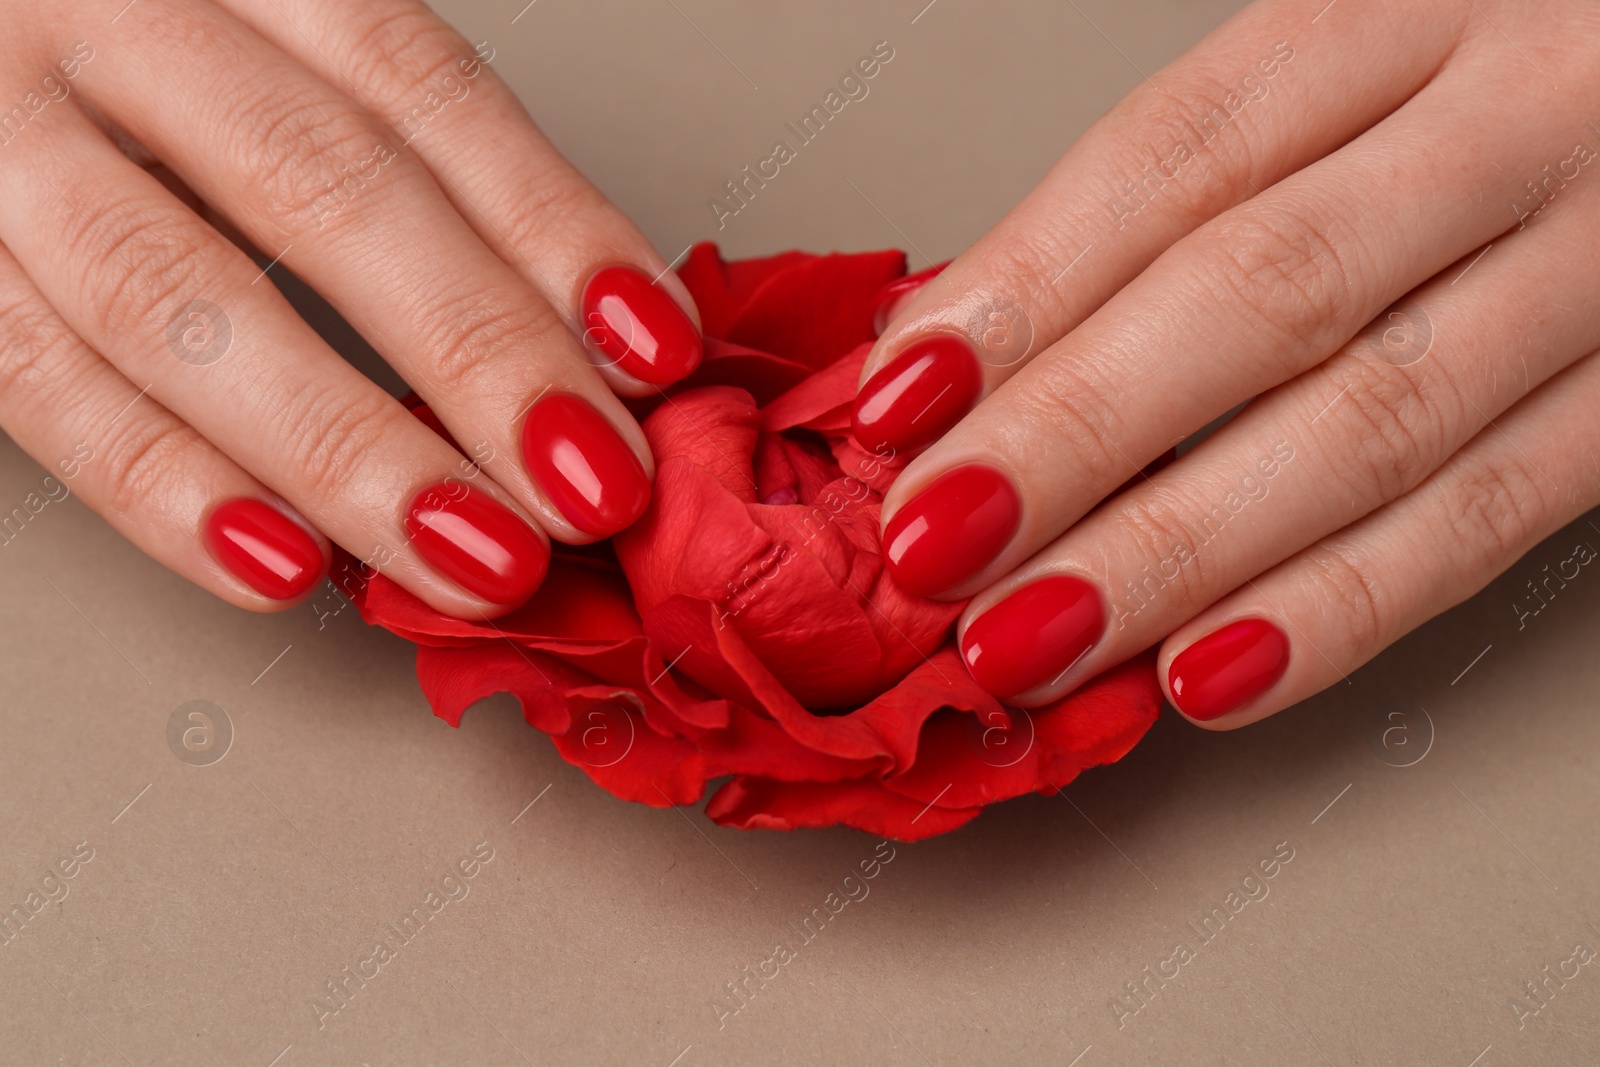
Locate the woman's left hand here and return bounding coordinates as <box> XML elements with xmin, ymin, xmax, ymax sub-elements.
<box><xmin>855</xmin><ymin>0</ymin><xmax>1600</xmax><ymax>727</ymax></box>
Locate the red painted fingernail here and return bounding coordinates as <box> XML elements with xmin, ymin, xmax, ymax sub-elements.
<box><xmin>961</xmin><ymin>575</ymin><xmax>1105</xmax><ymax>698</ymax></box>
<box><xmin>405</xmin><ymin>484</ymin><xmax>549</xmax><ymax>604</ymax></box>
<box><xmin>852</xmin><ymin>334</ymin><xmax>983</xmax><ymax>458</ymax></box>
<box><xmin>872</xmin><ymin>259</ymin><xmax>951</xmax><ymax>335</ymax></box>
<box><xmin>581</xmin><ymin>265</ymin><xmax>703</xmax><ymax>384</ymax></box>
<box><xmin>522</xmin><ymin>393</ymin><xmax>651</xmax><ymax>536</ymax></box>
<box><xmin>1168</xmin><ymin>618</ymin><xmax>1291</xmax><ymax>721</ymax></box>
<box><xmin>883</xmin><ymin>463</ymin><xmax>1020</xmax><ymax>597</ymax></box>
<box><xmin>205</xmin><ymin>499</ymin><xmax>323</xmax><ymax>600</ymax></box>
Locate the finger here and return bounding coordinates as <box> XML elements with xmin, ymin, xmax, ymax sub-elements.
<box><xmin>957</xmin><ymin>161</ymin><xmax>1600</xmax><ymax>703</ymax></box>
<box><xmin>0</xmin><ymin>112</ymin><xmax>549</xmax><ymax>618</ymax></box>
<box><xmin>1161</xmin><ymin>346</ymin><xmax>1600</xmax><ymax>728</ymax></box>
<box><xmin>0</xmin><ymin>241</ymin><xmax>327</xmax><ymax>608</ymax></box>
<box><xmin>854</xmin><ymin>0</ymin><xmax>1469</xmax><ymax>457</ymax></box>
<box><xmin>872</xmin><ymin>260</ymin><xmax>949</xmax><ymax>336</ymax></box>
<box><xmin>877</xmin><ymin>34</ymin><xmax>1597</xmax><ymax>599</ymax></box>
<box><xmin>215</xmin><ymin>0</ymin><xmax>704</xmax><ymax>390</ymax></box>
<box><xmin>76</xmin><ymin>0</ymin><xmax>656</xmax><ymax>542</ymax></box>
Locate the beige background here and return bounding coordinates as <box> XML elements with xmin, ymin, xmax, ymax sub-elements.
<box><xmin>5</xmin><ymin>0</ymin><xmax>1600</xmax><ymax>1063</ymax></box>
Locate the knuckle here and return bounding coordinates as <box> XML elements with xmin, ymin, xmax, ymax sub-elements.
<box><xmin>99</xmin><ymin>416</ymin><xmax>207</xmax><ymax>519</ymax></box>
<box><xmin>1110</xmin><ymin>489</ymin><xmax>1216</xmax><ymax>608</ymax></box>
<box><xmin>131</xmin><ymin>1</ymin><xmax>220</xmax><ymax>59</ymax></box>
<box><xmin>1321</xmin><ymin>363</ymin><xmax>1450</xmax><ymax>503</ymax></box>
<box><xmin>1107</xmin><ymin>74</ymin><xmax>1260</xmax><ymax>219</ymax></box>
<box><xmin>1444</xmin><ymin>450</ymin><xmax>1549</xmax><ymax>569</ymax></box>
<box><xmin>226</xmin><ymin>79</ymin><xmax>398</xmax><ymax>234</ymax></box>
<box><xmin>419</xmin><ymin>295</ymin><xmax>563</xmax><ymax>394</ymax></box>
<box><xmin>1001</xmin><ymin>358</ymin><xmax>1126</xmax><ymax>482</ymax></box>
<box><xmin>346</xmin><ymin>5</ymin><xmax>467</xmax><ymax>104</ymax></box>
<box><xmin>1300</xmin><ymin>540</ymin><xmax>1387</xmax><ymax>651</ymax></box>
<box><xmin>68</xmin><ymin>195</ymin><xmax>213</xmax><ymax>339</ymax></box>
<box><xmin>285</xmin><ymin>386</ymin><xmax>411</xmax><ymax>502</ymax></box>
<box><xmin>961</xmin><ymin>220</ymin><xmax>1086</xmax><ymax>337</ymax></box>
<box><xmin>1196</xmin><ymin>205</ymin><xmax>1359</xmax><ymax>362</ymax></box>
<box><xmin>0</xmin><ymin>292</ymin><xmax>87</xmax><ymax>401</ymax></box>
<box><xmin>498</xmin><ymin>173</ymin><xmax>609</xmax><ymax>252</ymax></box>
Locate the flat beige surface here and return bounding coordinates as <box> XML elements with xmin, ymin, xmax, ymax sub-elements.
<box><xmin>5</xmin><ymin>1</ymin><xmax>1600</xmax><ymax>1064</ymax></box>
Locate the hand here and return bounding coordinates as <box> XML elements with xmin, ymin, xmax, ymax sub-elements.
<box><xmin>855</xmin><ymin>0</ymin><xmax>1600</xmax><ymax>727</ymax></box>
<box><xmin>0</xmin><ymin>0</ymin><xmax>702</xmax><ymax>618</ymax></box>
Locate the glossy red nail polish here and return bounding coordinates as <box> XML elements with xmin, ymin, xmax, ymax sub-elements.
<box><xmin>405</xmin><ymin>484</ymin><xmax>549</xmax><ymax>604</ymax></box>
<box><xmin>872</xmin><ymin>259</ymin><xmax>951</xmax><ymax>335</ymax></box>
<box><xmin>581</xmin><ymin>265</ymin><xmax>703</xmax><ymax>384</ymax></box>
<box><xmin>852</xmin><ymin>334</ymin><xmax>983</xmax><ymax>458</ymax></box>
<box><xmin>205</xmin><ymin>499</ymin><xmax>323</xmax><ymax>600</ymax></box>
<box><xmin>883</xmin><ymin>463</ymin><xmax>1020</xmax><ymax>597</ymax></box>
<box><xmin>961</xmin><ymin>575</ymin><xmax>1105</xmax><ymax>698</ymax></box>
<box><xmin>1168</xmin><ymin>618</ymin><xmax>1291</xmax><ymax>721</ymax></box>
<box><xmin>522</xmin><ymin>393</ymin><xmax>651</xmax><ymax>536</ymax></box>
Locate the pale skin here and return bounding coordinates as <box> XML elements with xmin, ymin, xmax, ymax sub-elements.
<box><xmin>0</xmin><ymin>0</ymin><xmax>696</xmax><ymax>619</ymax></box>
<box><xmin>5</xmin><ymin>0</ymin><xmax>1598</xmax><ymax>731</ymax></box>
<box><xmin>868</xmin><ymin>0</ymin><xmax>1600</xmax><ymax>727</ymax></box>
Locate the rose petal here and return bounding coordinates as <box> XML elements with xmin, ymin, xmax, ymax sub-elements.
<box><xmin>616</xmin><ymin>460</ymin><xmax>772</xmax><ymax>616</ymax></box>
<box><xmin>672</xmin><ymin>337</ymin><xmax>815</xmax><ymax>407</ymax></box>
<box><xmin>360</xmin><ymin>246</ymin><xmax>1172</xmax><ymax>842</ymax></box>
<box><xmin>883</xmin><ymin>652</ymin><xmax>1164</xmax><ymax>809</ymax></box>
<box><xmin>677</xmin><ymin>245</ymin><xmax>817</xmax><ymax>337</ymax></box>
<box><xmin>706</xmin><ymin>776</ymin><xmax>980</xmax><ymax>841</ymax></box>
<box><xmin>342</xmin><ymin>552</ymin><xmax>640</xmax><ymax>644</ymax></box>
<box><xmin>640</xmin><ymin>385</ymin><xmax>761</xmax><ymax>503</ymax></box>
<box><xmin>825</xmin><ymin>435</ymin><xmax>901</xmax><ymax>496</ymax></box>
<box><xmin>549</xmin><ymin>691</ymin><xmax>712</xmax><ymax>806</ymax></box>
<box><xmin>419</xmin><ymin>645</ymin><xmax>874</xmax><ymax>809</ymax></box>
<box><xmin>677</xmin><ymin>243</ymin><xmax>906</xmax><ymax>368</ymax></box>
<box><xmin>761</xmin><ymin>344</ymin><xmax>871</xmax><ymax>434</ymax></box>
<box><xmin>416</xmin><ymin>643</ymin><xmax>579</xmax><ymax>734</ymax></box>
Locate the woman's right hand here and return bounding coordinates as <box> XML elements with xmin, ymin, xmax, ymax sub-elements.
<box><xmin>0</xmin><ymin>0</ymin><xmax>703</xmax><ymax>618</ymax></box>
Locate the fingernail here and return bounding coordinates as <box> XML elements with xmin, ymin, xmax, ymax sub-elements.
<box><xmin>1168</xmin><ymin>618</ymin><xmax>1291</xmax><ymax>721</ymax></box>
<box><xmin>872</xmin><ymin>259</ymin><xmax>951</xmax><ymax>335</ymax></box>
<box><xmin>883</xmin><ymin>463</ymin><xmax>1020</xmax><ymax>597</ymax></box>
<box><xmin>205</xmin><ymin>498</ymin><xmax>323</xmax><ymax>600</ymax></box>
<box><xmin>581</xmin><ymin>264</ymin><xmax>703</xmax><ymax>384</ymax></box>
<box><xmin>522</xmin><ymin>393</ymin><xmax>651</xmax><ymax>536</ymax></box>
<box><xmin>961</xmin><ymin>575</ymin><xmax>1105</xmax><ymax>698</ymax></box>
<box><xmin>852</xmin><ymin>334</ymin><xmax>983</xmax><ymax>458</ymax></box>
<box><xmin>405</xmin><ymin>484</ymin><xmax>549</xmax><ymax>604</ymax></box>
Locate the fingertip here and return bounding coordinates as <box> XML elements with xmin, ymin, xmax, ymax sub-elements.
<box><xmin>203</xmin><ymin>497</ymin><xmax>329</xmax><ymax>605</ymax></box>
<box><xmin>1163</xmin><ymin>616</ymin><xmax>1292</xmax><ymax>728</ymax></box>
<box><xmin>404</xmin><ymin>481</ymin><xmax>551</xmax><ymax>607</ymax></box>
<box><xmin>580</xmin><ymin>264</ymin><xmax>703</xmax><ymax>387</ymax></box>
<box><xmin>654</xmin><ymin>266</ymin><xmax>704</xmax><ymax>332</ymax></box>
<box><xmin>520</xmin><ymin>391</ymin><xmax>653</xmax><ymax>539</ymax></box>
<box><xmin>851</xmin><ymin>333</ymin><xmax>983</xmax><ymax>460</ymax></box>
<box><xmin>882</xmin><ymin>463</ymin><xmax>1022</xmax><ymax>599</ymax></box>
<box><xmin>871</xmin><ymin>259</ymin><xmax>952</xmax><ymax>337</ymax></box>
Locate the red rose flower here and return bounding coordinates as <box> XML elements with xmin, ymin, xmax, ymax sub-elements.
<box><xmin>338</xmin><ymin>244</ymin><xmax>1162</xmax><ymax>841</ymax></box>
